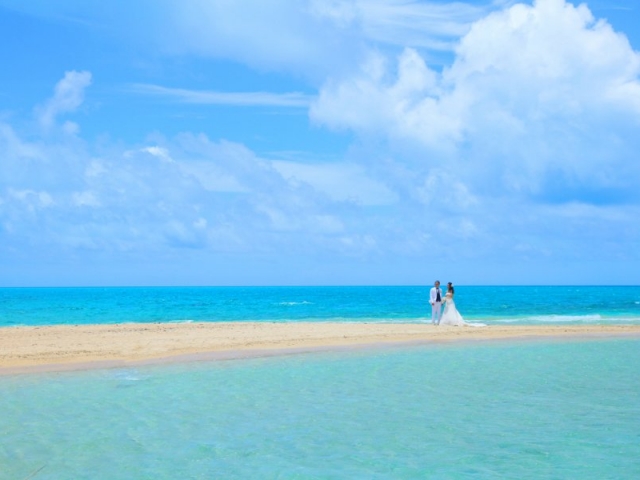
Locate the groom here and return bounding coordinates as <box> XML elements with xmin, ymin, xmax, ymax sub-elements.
<box><xmin>429</xmin><ymin>280</ymin><xmax>443</xmax><ymax>325</ymax></box>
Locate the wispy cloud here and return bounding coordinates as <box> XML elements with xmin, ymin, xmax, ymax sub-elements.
<box><xmin>310</xmin><ymin>0</ymin><xmax>488</xmax><ymax>50</ymax></box>
<box><xmin>131</xmin><ymin>84</ymin><xmax>313</xmax><ymax>108</ymax></box>
<box><xmin>36</xmin><ymin>70</ymin><xmax>92</xmax><ymax>129</ymax></box>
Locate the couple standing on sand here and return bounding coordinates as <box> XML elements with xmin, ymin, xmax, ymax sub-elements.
<box><xmin>429</xmin><ymin>280</ymin><xmax>486</xmax><ymax>327</ymax></box>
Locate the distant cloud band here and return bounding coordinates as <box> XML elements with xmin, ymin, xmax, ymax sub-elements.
<box><xmin>131</xmin><ymin>83</ymin><xmax>312</xmax><ymax>108</ymax></box>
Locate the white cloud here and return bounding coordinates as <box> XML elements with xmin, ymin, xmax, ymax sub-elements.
<box><xmin>8</xmin><ymin>189</ymin><xmax>54</xmax><ymax>209</ymax></box>
<box><xmin>72</xmin><ymin>191</ymin><xmax>101</xmax><ymax>207</ymax></box>
<box><xmin>0</xmin><ymin>124</ymin><xmax>42</xmax><ymax>159</ymax></box>
<box><xmin>436</xmin><ymin>217</ymin><xmax>479</xmax><ymax>239</ymax></box>
<box><xmin>132</xmin><ymin>84</ymin><xmax>312</xmax><ymax>108</ymax></box>
<box><xmin>1</xmin><ymin>120</ymin><xmax>368</xmax><ymax>255</ymax></box>
<box><xmin>36</xmin><ymin>71</ymin><xmax>92</xmax><ymax>130</ymax></box>
<box><xmin>311</xmin><ymin>0</ymin><xmax>640</xmax><ymax>200</ymax></box>
<box><xmin>416</xmin><ymin>170</ymin><xmax>477</xmax><ymax>209</ymax></box>
<box><xmin>271</xmin><ymin>159</ymin><xmax>398</xmax><ymax>205</ymax></box>
<box><xmin>310</xmin><ymin>0</ymin><xmax>485</xmax><ymax>50</ymax></box>
<box><xmin>62</xmin><ymin>121</ymin><xmax>80</xmax><ymax>135</ymax></box>
<box><xmin>310</xmin><ymin>48</ymin><xmax>462</xmax><ymax>148</ymax></box>
<box><xmin>85</xmin><ymin>160</ymin><xmax>106</xmax><ymax>178</ymax></box>
<box><xmin>159</xmin><ymin>0</ymin><xmax>493</xmax><ymax>80</ymax></box>
<box><xmin>139</xmin><ymin>146</ymin><xmax>174</xmax><ymax>163</ymax></box>
<box><xmin>449</xmin><ymin>0</ymin><xmax>640</xmax><ymax>113</ymax></box>
<box><xmin>0</xmin><ymin>0</ymin><xmax>492</xmax><ymax>80</ymax></box>
<box><xmin>161</xmin><ymin>0</ymin><xmax>362</xmax><ymax>79</ymax></box>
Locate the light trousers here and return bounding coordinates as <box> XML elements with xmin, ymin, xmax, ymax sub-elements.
<box><xmin>431</xmin><ymin>301</ymin><xmax>442</xmax><ymax>324</ymax></box>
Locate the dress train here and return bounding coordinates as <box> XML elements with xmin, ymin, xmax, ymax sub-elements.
<box><xmin>439</xmin><ymin>296</ymin><xmax>486</xmax><ymax>327</ymax></box>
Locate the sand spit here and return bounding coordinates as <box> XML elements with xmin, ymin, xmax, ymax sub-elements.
<box><xmin>2</xmin><ymin>322</ymin><xmax>640</xmax><ymax>374</ymax></box>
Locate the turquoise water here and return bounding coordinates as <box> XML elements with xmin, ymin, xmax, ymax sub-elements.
<box><xmin>1</xmin><ymin>339</ymin><xmax>639</xmax><ymax>479</ymax></box>
<box><xmin>1</xmin><ymin>286</ymin><xmax>640</xmax><ymax>327</ymax></box>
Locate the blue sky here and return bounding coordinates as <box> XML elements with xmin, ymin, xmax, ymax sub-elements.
<box><xmin>0</xmin><ymin>0</ymin><xmax>639</xmax><ymax>286</ymax></box>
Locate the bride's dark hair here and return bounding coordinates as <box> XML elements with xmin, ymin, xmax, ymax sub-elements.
<box><xmin>447</xmin><ymin>282</ymin><xmax>454</xmax><ymax>294</ymax></box>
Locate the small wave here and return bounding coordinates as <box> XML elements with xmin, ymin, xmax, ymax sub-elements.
<box><xmin>492</xmin><ymin>314</ymin><xmax>605</xmax><ymax>324</ymax></box>
<box><xmin>112</xmin><ymin>370</ymin><xmax>146</xmax><ymax>384</ymax></box>
<box><xmin>530</xmin><ymin>314</ymin><xmax>603</xmax><ymax>322</ymax></box>
<box><xmin>277</xmin><ymin>301</ymin><xmax>314</xmax><ymax>306</ymax></box>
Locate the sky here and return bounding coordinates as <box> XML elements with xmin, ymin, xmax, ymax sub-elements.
<box><xmin>0</xmin><ymin>0</ymin><xmax>639</xmax><ymax>286</ymax></box>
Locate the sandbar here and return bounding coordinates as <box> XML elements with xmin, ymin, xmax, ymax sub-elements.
<box><xmin>2</xmin><ymin>322</ymin><xmax>640</xmax><ymax>374</ymax></box>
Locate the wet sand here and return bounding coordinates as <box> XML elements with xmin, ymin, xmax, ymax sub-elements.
<box><xmin>2</xmin><ymin>322</ymin><xmax>640</xmax><ymax>374</ymax></box>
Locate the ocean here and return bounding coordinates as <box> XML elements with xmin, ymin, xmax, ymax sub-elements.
<box><xmin>1</xmin><ymin>339</ymin><xmax>639</xmax><ymax>478</ymax></box>
<box><xmin>1</xmin><ymin>285</ymin><xmax>639</xmax><ymax>327</ymax></box>
<box><xmin>1</xmin><ymin>286</ymin><xmax>640</xmax><ymax>478</ymax></box>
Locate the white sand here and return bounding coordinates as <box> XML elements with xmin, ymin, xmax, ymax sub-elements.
<box><xmin>2</xmin><ymin>322</ymin><xmax>640</xmax><ymax>374</ymax></box>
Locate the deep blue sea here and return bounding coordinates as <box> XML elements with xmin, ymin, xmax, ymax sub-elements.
<box><xmin>1</xmin><ymin>285</ymin><xmax>639</xmax><ymax>327</ymax></box>
<box><xmin>2</xmin><ymin>286</ymin><xmax>640</xmax><ymax>478</ymax></box>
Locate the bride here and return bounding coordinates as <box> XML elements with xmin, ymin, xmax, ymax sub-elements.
<box><xmin>439</xmin><ymin>283</ymin><xmax>486</xmax><ymax>327</ymax></box>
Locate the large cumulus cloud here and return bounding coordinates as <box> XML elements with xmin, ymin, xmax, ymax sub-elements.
<box><xmin>311</xmin><ymin>0</ymin><xmax>640</xmax><ymax>203</ymax></box>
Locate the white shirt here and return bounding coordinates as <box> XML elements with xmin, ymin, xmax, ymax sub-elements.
<box><xmin>430</xmin><ymin>287</ymin><xmax>442</xmax><ymax>304</ymax></box>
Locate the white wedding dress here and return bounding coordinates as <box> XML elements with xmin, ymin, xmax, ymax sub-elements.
<box><xmin>439</xmin><ymin>293</ymin><xmax>486</xmax><ymax>327</ymax></box>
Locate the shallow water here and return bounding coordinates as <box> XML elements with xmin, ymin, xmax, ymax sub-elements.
<box><xmin>1</xmin><ymin>339</ymin><xmax>639</xmax><ymax>479</ymax></box>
